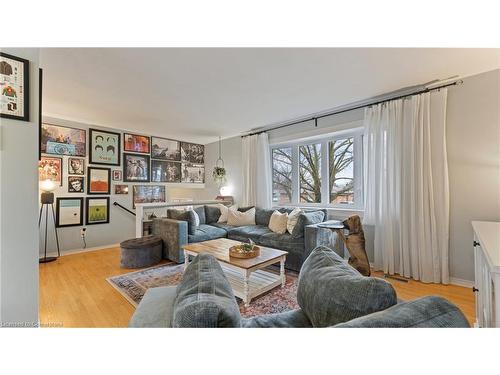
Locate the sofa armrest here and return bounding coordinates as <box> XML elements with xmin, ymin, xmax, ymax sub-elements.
<box><xmin>152</xmin><ymin>218</ymin><xmax>188</xmax><ymax>263</ymax></box>
<box><xmin>129</xmin><ymin>286</ymin><xmax>177</xmax><ymax>328</ymax></box>
<box><xmin>304</xmin><ymin>224</ymin><xmax>343</xmax><ymax>263</ymax></box>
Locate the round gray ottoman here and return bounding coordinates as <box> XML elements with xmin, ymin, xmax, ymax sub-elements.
<box><xmin>120</xmin><ymin>236</ymin><xmax>162</xmax><ymax>269</ymax></box>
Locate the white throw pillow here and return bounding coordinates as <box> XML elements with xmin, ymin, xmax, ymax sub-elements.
<box><xmin>287</xmin><ymin>207</ymin><xmax>303</xmax><ymax>234</ymax></box>
<box><xmin>192</xmin><ymin>209</ymin><xmax>200</xmax><ymax>227</ymax></box>
<box><xmin>217</xmin><ymin>204</ymin><xmax>238</xmax><ymax>223</ymax></box>
<box><xmin>227</xmin><ymin>207</ymin><xmax>256</xmax><ymax>226</ymax></box>
<box><xmin>269</xmin><ymin>210</ymin><xmax>288</xmax><ymax>234</ymax></box>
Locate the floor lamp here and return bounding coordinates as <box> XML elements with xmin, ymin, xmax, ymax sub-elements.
<box><xmin>39</xmin><ymin>179</ymin><xmax>60</xmax><ymax>263</ymax></box>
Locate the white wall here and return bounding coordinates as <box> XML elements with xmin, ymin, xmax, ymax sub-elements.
<box><xmin>0</xmin><ymin>48</ymin><xmax>40</xmax><ymax>325</ymax></box>
<box><xmin>446</xmin><ymin>69</ymin><xmax>500</xmax><ymax>282</ymax></box>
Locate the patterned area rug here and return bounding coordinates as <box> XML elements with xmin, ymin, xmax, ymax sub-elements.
<box><xmin>107</xmin><ymin>262</ymin><xmax>299</xmax><ymax>318</ymax></box>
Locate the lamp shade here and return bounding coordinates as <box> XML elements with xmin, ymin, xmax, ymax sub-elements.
<box><xmin>40</xmin><ymin>179</ymin><xmax>57</xmax><ymax>192</ymax></box>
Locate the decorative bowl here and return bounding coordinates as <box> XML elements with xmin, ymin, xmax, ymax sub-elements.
<box><xmin>229</xmin><ymin>244</ymin><xmax>260</xmax><ymax>259</ymax></box>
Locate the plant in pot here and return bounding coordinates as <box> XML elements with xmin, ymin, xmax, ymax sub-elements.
<box><xmin>212</xmin><ymin>136</ymin><xmax>227</xmax><ymax>186</ymax></box>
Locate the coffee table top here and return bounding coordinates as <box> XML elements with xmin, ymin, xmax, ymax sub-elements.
<box><xmin>183</xmin><ymin>238</ymin><xmax>287</xmax><ymax>269</ymax></box>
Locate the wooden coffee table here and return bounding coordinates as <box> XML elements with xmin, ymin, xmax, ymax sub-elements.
<box><xmin>183</xmin><ymin>238</ymin><xmax>288</xmax><ymax>307</ymax></box>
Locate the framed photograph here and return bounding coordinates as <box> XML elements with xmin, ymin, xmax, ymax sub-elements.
<box><xmin>68</xmin><ymin>176</ymin><xmax>85</xmax><ymax>193</ymax></box>
<box><xmin>114</xmin><ymin>184</ymin><xmax>129</xmax><ymax>195</ymax></box>
<box><xmin>0</xmin><ymin>52</ymin><xmax>29</xmax><ymax>121</ymax></box>
<box><xmin>112</xmin><ymin>170</ymin><xmax>122</xmax><ymax>181</ymax></box>
<box><xmin>152</xmin><ymin>160</ymin><xmax>181</xmax><ymax>182</ymax></box>
<box><xmin>124</xmin><ymin>133</ymin><xmax>150</xmax><ymax>154</ymax></box>
<box><xmin>181</xmin><ymin>163</ymin><xmax>205</xmax><ymax>183</ymax></box>
<box><xmin>39</xmin><ymin>156</ymin><xmax>63</xmax><ymax>186</ymax></box>
<box><xmin>151</xmin><ymin>137</ymin><xmax>180</xmax><ymax>161</ymax></box>
<box><xmin>40</xmin><ymin>123</ymin><xmax>86</xmax><ymax>156</ymax></box>
<box><xmin>87</xmin><ymin>167</ymin><xmax>111</xmax><ymax>195</ymax></box>
<box><xmin>89</xmin><ymin>128</ymin><xmax>121</xmax><ymax>166</ymax></box>
<box><xmin>123</xmin><ymin>153</ymin><xmax>150</xmax><ymax>182</ymax></box>
<box><xmin>86</xmin><ymin>197</ymin><xmax>110</xmax><ymax>225</ymax></box>
<box><xmin>56</xmin><ymin>197</ymin><xmax>84</xmax><ymax>228</ymax></box>
<box><xmin>133</xmin><ymin>185</ymin><xmax>166</xmax><ymax>209</ymax></box>
<box><xmin>181</xmin><ymin>142</ymin><xmax>204</xmax><ymax>164</ymax></box>
<box><xmin>68</xmin><ymin>157</ymin><xmax>85</xmax><ymax>175</ymax></box>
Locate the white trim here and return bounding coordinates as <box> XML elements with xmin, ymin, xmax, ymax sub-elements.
<box><xmin>42</xmin><ymin>243</ymin><xmax>120</xmax><ymax>258</ymax></box>
<box><xmin>449</xmin><ymin>277</ymin><xmax>474</xmax><ymax>288</ymax></box>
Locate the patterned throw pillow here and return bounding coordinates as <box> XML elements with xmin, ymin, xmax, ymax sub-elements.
<box><xmin>217</xmin><ymin>204</ymin><xmax>238</xmax><ymax>223</ymax></box>
<box><xmin>287</xmin><ymin>207</ymin><xmax>303</xmax><ymax>234</ymax></box>
<box><xmin>227</xmin><ymin>207</ymin><xmax>256</xmax><ymax>226</ymax></box>
<box><xmin>268</xmin><ymin>210</ymin><xmax>288</xmax><ymax>234</ymax></box>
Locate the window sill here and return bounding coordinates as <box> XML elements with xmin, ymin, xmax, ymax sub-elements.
<box><xmin>272</xmin><ymin>205</ymin><xmax>364</xmax><ymax>219</ymax></box>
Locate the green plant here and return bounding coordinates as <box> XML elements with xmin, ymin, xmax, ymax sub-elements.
<box><xmin>212</xmin><ymin>166</ymin><xmax>227</xmax><ymax>185</ymax></box>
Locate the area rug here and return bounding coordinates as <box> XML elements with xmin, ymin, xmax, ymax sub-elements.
<box><xmin>107</xmin><ymin>262</ymin><xmax>299</xmax><ymax>318</ymax></box>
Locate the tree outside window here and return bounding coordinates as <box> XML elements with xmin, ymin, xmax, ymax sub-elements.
<box><xmin>272</xmin><ymin>147</ymin><xmax>292</xmax><ymax>204</ymax></box>
<box><xmin>329</xmin><ymin>137</ymin><xmax>354</xmax><ymax>204</ymax></box>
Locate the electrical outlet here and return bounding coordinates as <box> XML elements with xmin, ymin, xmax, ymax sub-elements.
<box><xmin>80</xmin><ymin>227</ymin><xmax>87</xmax><ymax>237</ymax></box>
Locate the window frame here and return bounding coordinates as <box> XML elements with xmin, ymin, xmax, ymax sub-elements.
<box><xmin>270</xmin><ymin>128</ymin><xmax>364</xmax><ymax>210</ymax></box>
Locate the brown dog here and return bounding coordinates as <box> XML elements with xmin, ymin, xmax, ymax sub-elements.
<box><xmin>337</xmin><ymin>215</ymin><xmax>371</xmax><ymax>276</ymax></box>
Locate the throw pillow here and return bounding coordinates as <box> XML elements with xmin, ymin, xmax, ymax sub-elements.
<box><xmin>297</xmin><ymin>246</ymin><xmax>397</xmax><ymax>327</ymax></box>
<box><xmin>167</xmin><ymin>209</ymin><xmax>197</xmax><ymax>235</ymax></box>
<box><xmin>172</xmin><ymin>253</ymin><xmax>242</xmax><ymax>327</ymax></box>
<box><xmin>268</xmin><ymin>210</ymin><xmax>288</xmax><ymax>234</ymax></box>
<box><xmin>290</xmin><ymin>211</ymin><xmax>325</xmax><ymax>239</ymax></box>
<box><xmin>287</xmin><ymin>207</ymin><xmax>303</xmax><ymax>234</ymax></box>
<box><xmin>227</xmin><ymin>207</ymin><xmax>256</xmax><ymax>226</ymax></box>
<box><xmin>193</xmin><ymin>209</ymin><xmax>200</xmax><ymax>227</ymax></box>
<box><xmin>217</xmin><ymin>204</ymin><xmax>238</xmax><ymax>223</ymax></box>
<box><xmin>194</xmin><ymin>206</ymin><xmax>206</xmax><ymax>225</ymax></box>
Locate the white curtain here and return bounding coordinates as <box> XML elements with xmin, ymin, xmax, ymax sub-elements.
<box><xmin>242</xmin><ymin>133</ymin><xmax>272</xmax><ymax>208</ymax></box>
<box><xmin>363</xmin><ymin>89</ymin><xmax>449</xmax><ymax>284</ymax></box>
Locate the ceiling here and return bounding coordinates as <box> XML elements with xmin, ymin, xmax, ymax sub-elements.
<box><xmin>40</xmin><ymin>48</ymin><xmax>500</xmax><ymax>145</ymax></box>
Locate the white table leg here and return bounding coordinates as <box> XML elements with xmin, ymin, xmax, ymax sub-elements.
<box><xmin>280</xmin><ymin>256</ymin><xmax>286</xmax><ymax>287</ymax></box>
<box><xmin>184</xmin><ymin>250</ymin><xmax>189</xmax><ymax>270</ymax></box>
<box><xmin>243</xmin><ymin>270</ymin><xmax>250</xmax><ymax>307</ymax></box>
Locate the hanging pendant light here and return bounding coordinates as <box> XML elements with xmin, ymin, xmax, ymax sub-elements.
<box><xmin>212</xmin><ymin>136</ymin><xmax>227</xmax><ymax>187</ymax></box>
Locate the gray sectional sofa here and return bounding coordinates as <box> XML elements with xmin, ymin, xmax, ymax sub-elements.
<box><xmin>129</xmin><ymin>246</ymin><xmax>470</xmax><ymax>328</ymax></box>
<box><xmin>152</xmin><ymin>205</ymin><xmax>335</xmax><ymax>272</ymax></box>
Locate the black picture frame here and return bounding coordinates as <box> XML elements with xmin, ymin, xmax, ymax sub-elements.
<box><xmin>132</xmin><ymin>185</ymin><xmax>166</xmax><ymax>209</ymax></box>
<box><xmin>89</xmin><ymin>128</ymin><xmax>121</xmax><ymax>166</ymax></box>
<box><xmin>124</xmin><ymin>132</ymin><xmax>151</xmax><ymax>154</ymax></box>
<box><xmin>68</xmin><ymin>157</ymin><xmax>85</xmax><ymax>175</ymax></box>
<box><xmin>123</xmin><ymin>153</ymin><xmax>150</xmax><ymax>182</ymax></box>
<box><xmin>87</xmin><ymin>166</ymin><xmax>111</xmax><ymax>195</ymax></box>
<box><xmin>152</xmin><ymin>159</ymin><xmax>181</xmax><ymax>182</ymax></box>
<box><xmin>181</xmin><ymin>142</ymin><xmax>204</xmax><ymax>164</ymax></box>
<box><xmin>151</xmin><ymin>136</ymin><xmax>181</xmax><ymax>161</ymax></box>
<box><xmin>39</xmin><ymin>156</ymin><xmax>63</xmax><ymax>186</ymax></box>
<box><xmin>68</xmin><ymin>176</ymin><xmax>85</xmax><ymax>193</ymax></box>
<box><xmin>0</xmin><ymin>52</ymin><xmax>30</xmax><ymax>122</ymax></box>
<box><xmin>40</xmin><ymin>123</ymin><xmax>87</xmax><ymax>157</ymax></box>
<box><xmin>56</xmin><ymin>197</ymin><xmax>84</xmax><ymax>228</ymax></box>
<box><xmin>85</xmin><ymin>197</ymin><xmax>110</xmax><ymax>225</ymax></box>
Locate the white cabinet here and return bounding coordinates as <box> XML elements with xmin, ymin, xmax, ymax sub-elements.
<box><xmin>472</xmin><ymin>221</ymin><xmax>500</xmax><ymax>328</ymax></box>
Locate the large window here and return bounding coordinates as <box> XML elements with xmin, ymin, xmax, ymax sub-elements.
<box><xmin>271</xmin><ymin>130</ymin><xmax>362</xmax><ymax>209</ymax></box>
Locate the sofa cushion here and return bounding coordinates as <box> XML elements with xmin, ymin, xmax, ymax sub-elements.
<box><xmin>172</xmin><ymin>253</ymin><xmax>241</xmax><ymax>327</ymax></box>
<box><xmin>129</xmin><ymin>286</ymin><xmax>177</xmax><ymax>328</ymax></box>
<box><xmin>204</xmin><ymin>205</ymin><xmax>221</xmax><ymax>224</ymax></box>
<box><xmin>297</xmin><ymin>246</ymin><xmax>397</xmax><ymax>327</ymax></box>
<box><xmin>255</xmin><ymin>207</ymin><xmax>275</xmax><ymax>226</ymax></box>
<box><xmin>258</xmin><ymin>232</ymin><xmax>304</xmax><ymax>254</ymax></box>
<box><xmin>227</xmin><ymin>225</ymin><xmax>273</xmax><ymax>243</ymax></box>
<box><xmin>194</xmin><ymin>206</ymin><xmax>206</xmax><ymax>225</ymax></box>
<box><xmin>291</xmin><ymin>211</ymin><xmax>325</xmax><ymax>239</ymax></box>
<box><xmin>269</xmin><ymin>210</ymin><xmax>288</xmax><ymax>234</ymax></box>
<box><xmin>188</xmin><ymin>224</ymin><xmax>227</xmax><ymax>243</ymax></box>
<box><xmin>227</xmin><ymin>207</ymin><xmax>256</xmax><ymax>226</ymax></box>
<box><xmin>209</xmin><ymin>222</ymin><xmax>237</xmax><ymax>233</ymax></box>
<box><xmin>334</xmin><ymin>296</ymin><xmax>470</xmax><ymax>328</ymax></box>
<box><xmin>167</xmin><ymin>209</ymin><xmax>198</xmax><ymax>235</ymax></box>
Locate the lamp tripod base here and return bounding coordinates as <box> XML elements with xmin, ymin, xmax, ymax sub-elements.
<box><xmin>39</xmin><ymin>256</ymin><xmax>58</xmax><ymax>263</ymax></box>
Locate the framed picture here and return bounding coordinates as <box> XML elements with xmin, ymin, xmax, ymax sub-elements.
<box><xmin>87</xmin><ymin>167</ymin><xmax>111</xmax><ymax>195</ymax></box>
<box><xmin>133</xmin><ymin>185</ymin><xmax>166</xmax><ymax>208</ymax></box>
<box><xmin>68</xmin><ymin>157</ymin><xmax>85</xmax><ymax>175</ymax></box>
<box><xmin>0</xmin><ymin>52</ymin><xmax>29</xmax><ymax>122</ymax></box>
<box><xmin>86</xmin><ymin>197</ymin><xmax>110</xmax><ymax>225</ymax></box>
<box><xmin>152</xmin><ymin>160</ymin><xmax>181</xmax><ymax>182</ymax></box>
<box><xmin>151</xmin><ymin>137</ymin><xmax>180</xmax><ymax>161</ymax></box>
<box><xmin>123</xmin><ymin>153</ymin><xmax>150</xmax><ymax>182</ymax></box>
<box><xmin>114</xmin><ymin>184</ymin><xmax>129</xmax><ymax>195</ymax></box>
<box><xmin>181</xmin><ymin>142</ymin><xmax>204</xmax><ymax>164</ymax></box>
<box><xmin>124</xmin><ymin>133</ymin><xmax>150</xmax><ymax>154</ymax></box>
<box><xmin>40</xmin><ymin>123</ymin><xmax>86</xmax><ymax>157</ymax></box>
<box><xmin>112</xmin><ymin>170</ymin><xmax>122</xmax><ymax>181</ymax></box>
<box><xmin>181</xmin><ymin>163</ymin><xmax>205</xmax><ymax>183</ymax></box>
<box><xmin>89</xmin><ymin>128</ymin><xmax>121</xmax><ymax>166</ymax></box>
<box><xmin>68</xmin><ymin>176</ymin><xmax>85</xmax><ymax>193</ymax></box>
<box><xmin>56</xmin><ymin>197</ymin><xmax>84</xmax><ymax>228</ymax></box>
<box><xmin>39</xmin><ymin>156</ymin><xmax>62</xmax><ymax>186</ymax></box>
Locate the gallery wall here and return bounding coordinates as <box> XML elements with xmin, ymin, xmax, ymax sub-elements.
<box><xmin>40</xmin><ymin>116</ymin><xmax>207</xmax><ymax>254</ymax></box>
<box><xmin>0</xmin><ymin>48</ymin><xmax>40</xmax><ymax>325</ymax></box>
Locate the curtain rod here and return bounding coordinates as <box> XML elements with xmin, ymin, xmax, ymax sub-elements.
<box><xmin>242</xmin><ymin>79</ymin><xmax>463</xmax><ymax>138</ymax></box>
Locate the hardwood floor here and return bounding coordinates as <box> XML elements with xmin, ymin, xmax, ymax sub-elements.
<box><xmin>39</xmin><ymin>247</ymin><xmax>476</xmax><ymax>327</ymax></box>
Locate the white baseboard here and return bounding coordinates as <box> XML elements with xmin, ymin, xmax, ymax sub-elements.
<box><xmin>449</xmin><ymin>277</ymin><xmax>474</xmax><ymax>288</ymax></box>
<box><xmin>41</xmin><ymin>243</ymin><xmax>120</xmax><ymax>259</ymax></box>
